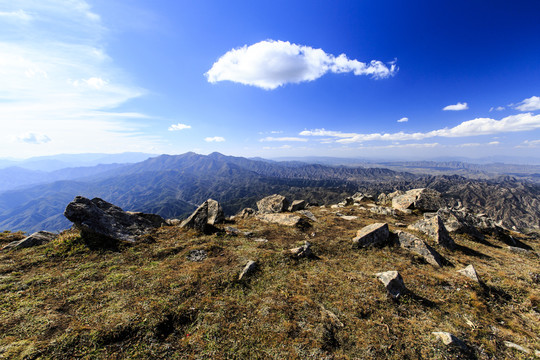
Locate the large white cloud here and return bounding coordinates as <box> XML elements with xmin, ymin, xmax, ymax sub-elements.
<box><xmin>206</xmin><ymin>40</ymin><xmax>397</xmax><ymax>90</ymax></box>
<box><xmin>300</xmin><ymin>113</ymin><xmax>540</xmax><ymax>143</ymax></box>
<box><xmin>205</xmin><ymin>136</ymin><xmax>225</xmax><ymax>142</ymax></box>
<box><xmin>515</xmin><ymin>96</ymin><xmax>540</xmax><ymax>111</ymax></box>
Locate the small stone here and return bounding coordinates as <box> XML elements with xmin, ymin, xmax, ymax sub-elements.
<box><xmin>457</xmin><ymin>264</ymin><xmax>481</xmax><ymax>283</ymax></box>
<box><xmin>375</xmin><ymin>271</ymin><xmax>406</xmax><ymax>298</ymax></box>
<box><xmin>289</xmin><ymin>241</ymin><xmax>312</xmax><ymax>259</ymax></box>
<box><xmin>238</xmin><ymin>260</ymin><xmax>257</xmax><ymax>280</ymax></box>
<box><xmin>352</xmin><ymin>223</ymin><xmax>389</xmax><ymax>248</ymax></box>
<box><xmin>503</xmin><ymin>341</ymin><xmax>531</xmax><ymax>354</ymax></box>
<box><xmin>508</xmin><ymin>246</ymin><xmax>530</xmax><ymax>254</ymax></box>
<box><xmin>340</xmin><ymin>215</ymin><xmax>358</xmax><ymax>221</ymax></box>
<box><xmin>187</xmin><ymin>249</ymin><xmax>207</xmax><ymax>262</ymax></box>
<box><xmin>432</xmin><ymin>332</ymin><xmax>467</xmax><ymax>349</ymax></box>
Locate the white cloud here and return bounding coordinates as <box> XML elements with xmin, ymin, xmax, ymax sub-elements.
<box><xmin>489</xmin><ymin>106</ymin><xmax>505</xmax><ymax>112</ymax></box>
<box><xmin>515</xmin><ymin>139</ymin><xmax>540</xmax><ymax>148</ymax></box>
<box><xmin>168</xmin><ymin>123</ymin><xmax>191</xmax><ymax>131</ymax></box>
<box><xmin>16</xmin><ymin>133</ymin><xmax>51</xmax><ymax>144</ymax></box>
<box><xmin>300</xmin><ymin>113</ymin><xmax>540</xmax><ymax>143</ymax></box>
<box><xmin>205</xmin><ymin>136</ymin><xmax>225</xmax><ymax>142</ymax></box>
<box><xmin>443</xmin><ymin>102</ymin><xmax>469</xmax><ymax>111</ymax></box>
<box><xmin>456</xmin><ymin>141</ymin><xmax>499</xmax><ymax>148</ymax></box>
<box><xmin>206</xmin><ymin>40</ymin><xmax>397</xmax><ymax>90</ymax></box>
<box><xmin>515</xmin><ymin>96</ymin><xmax>540</xmax><ymax>111</ymax></box>
<box><xmin>259</xmin><ymin>136</ymin><xmax>308</xmax><ymax>142</ymax></box>
<box><xmin>397</xmin><ymin>117</ymin><xmax>408</xmax><ymax>123</ymax></box>
<box><xmin>0</xmin><ymin>9</ymin><xmax>32</xmax><ymax>21</ymax></box>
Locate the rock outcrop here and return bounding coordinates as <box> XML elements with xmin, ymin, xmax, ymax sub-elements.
<box><xmin>180</xmin><ymin>199</ymin><xmax>225</xmax><ymax>233</ymax></box>
<box><xmin>257</xmin><ymin>194</ymin><xmax>289</xmax><ymax>214</ymax></box>
<box><xmin>289</xmin><ymin>200</ymin><xmax>306</xmax><ymax>212</ymax></box>
<box><xmin>352</xmin><ymin>223</ymin><xmax>389</xmax><ymax>248</ymax></box>
<box><xmin>408</xmin><ymin>215</ymin><xmax>455</xmax><ymax>249</ymax></box>
<box><xmin>64</xmin><ymin>196</ymin><xmax>165</xmax><ymax>243</ymax></box>
<box><xmin>2</xmin><ymin>231</ymin><xmax>58</xmax><ymax>251</ymax></box>
<box><xmin>392</xmin><ymin>188</ymin><xmax>445</xmax><ymax>212</ymax></box>
<box><xmin>255</xmin><ymin>213</ymin><xmax>310</xmax><ymax>228</ymax></box>
<box><xmin>375</xmin><ymin>271</ymin><xmax>406</xmax><ymax>298</ymax></box>
<box><xmin>396</xmin><ymin>231</ymin><xmax>443</xmax><ymax>267</ymax></box>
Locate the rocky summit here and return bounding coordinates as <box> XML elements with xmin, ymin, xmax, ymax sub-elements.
<box><xmin>0</xmin><ymin>190</ymin><xmax>538</xmax><ymax>359</ymax></box>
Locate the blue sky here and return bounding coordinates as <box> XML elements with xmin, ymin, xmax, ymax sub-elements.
<box><xmin>1</xmin><ymin>0</ymin><xmax>539</xmax><ymax>160</ymax></box>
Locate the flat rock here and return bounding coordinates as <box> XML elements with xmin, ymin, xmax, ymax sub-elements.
<box><xmin>408</xmin><ymin>215</ymin><xmax>455</xmax><ymax>250</ymax></box>
<box><xmin>432</xmin><ymin>332</ymin><xmax>467</xmax><ymax>349</ymax></box>
<box><xmin>352</xmin><ymin>223</ymin><xmax>389</xmax><ymax>248</ymax></box>
<box><xmin>503</xmin><ymin>341</ymin><xmax>533</xmax><ymax>355</ymax></box>
<box><xmin>369</xmin><ymin>206</ymin><xmax>396</xmax><ymax>216</ymax></box>
<box><xmin>375</xmin><ymin>271</ymin><xmax>406</xmax><ymax>298</ymax></box>
<box><xmin>289</xmin><ymin>199</ymin><xmax>306</xmax><ymax>212</ymax></box>
<box><xmin>256</xmin><ymin>213</ymin><xmax>309</xmax><ymax>228</ymax></box>
<box><xmin>238</xmin><ymin>260</ymin><xmax>257</xmax><ymax>280</ymax></box>
<box><xmin>180</xmin><ymin>199</ymin><xmax>224</xmax><ymax>234</ymax></box>
<box><xmin>457</xmin><ymin>264</ymin><xmax>481</xmax><ymax>283</ymax></box>
<box><xmin>64</xmin><ymin>196</ymin><xmax>165</xmax><ymax>243</ymax></box>
<box><xmin>340</xmin><ymin>215</ymin><xmax>358</xmax><ymax>221</ymax></box>
<box><xmin>289</xmin><ymin>241</ymin><xmax>312</xmax><ymax>259</ymax></box>
<box><xmin>2</xmin><ymin>231</ymin><xmax>58</xmax><ymax>251</ymax></box>
<box><xmin>298</xmin><ymin>210</ymin><xmax>317</xmax><ymax>222</ymax></box>
<box><xmin>397</xmin><ymin>231</ymin><xmax>443</xmax><ymax>267</ymax></box>
<box><xmin>257</xmin><ymin>194</ymin><xmax>289</xmax><ymax>214</ymax></box>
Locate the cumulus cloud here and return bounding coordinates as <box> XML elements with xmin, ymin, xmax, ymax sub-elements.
<box><xmin>443</xmin><ymin>102</ymin><xmax>469</xmax><ymax>111</ymax></box>
<box><xmin>206</xmin><ymin>40</ymin><xmax>397</xmax><ymax>90</ymax></box>
<box><xmin>205</xmin><ymin>136</ymin><xmax>225</xmax><ymax>142</ymax></box>
<box><xmin>300</xmin><ymin>113</ymin><xmax>540</xmax><ymax>143</ymax></box>
<box><xmin>397</xmin><ymin>117</ymin><xmax>408</xmax><ymax>123</ymax></box>
<box><xmin>168</xmin><ymin>123</ymin><xmax>191</xmax><ymax>131</ymax></box>
<box><xmin>515</xmin><ymin>96</ymin><xmax>540</xmax><ymax>111</ymax></box>
<box><xmin>16</xmin><ymin>133</ymin><xmax>51</xmax><ymax>144</ymax></box>
<box><xmin>259</xmin><ymin>136</ymin><xmax>307</xmax><ymax>142</ymax></box>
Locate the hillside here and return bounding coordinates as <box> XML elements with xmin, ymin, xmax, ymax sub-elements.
<box><xmin>0</xmin><ymin>196</ymin><xmax>538</xmax><ymax>359</ymax></box>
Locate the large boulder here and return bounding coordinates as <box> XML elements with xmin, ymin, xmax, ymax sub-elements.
<box><xmin>392</xmin><ymin>188</ymin><xmax>445</xmax><ymax>212</ymax></box>
<box><xmin>180</xmin><ymin>199</ymin><xmax>225</xmax><ymax>233</ymax></box>
<box><xmin>257</xmin><ymin>194</ymin><xmax>290</xmax><ymax>214</ymax></box>
<box><xmin>396</xmin><ymin>231</ymin><xmax>443</xmax><ymax>267</ymax></box>
<box><xmin>255</xmin><ymin>213</ymin><xmax>310</xmax><ymax>228</ymax></box>
<box><xmin>2</xmin><ymin>231</ymin><xmax>58</xmax><ymax>251</ymax></box>
<box><xmin>64</xmin><ymin>196</ymin><xmax>165</xmax><ymax>243</ymax></box>
<box><xmin>289</xmin><ymin>199</ymin><xmax>307</xmax><ymax>212</ymax></box>
<box><xmin>352</xmin><ymin>223</ymin><xmax>389</xmax><ymax>248</ymax></box>
<box><xmin>408</xmin><ymin>215</ymin><xmax>455</xmax><ymax>250</ymax></box>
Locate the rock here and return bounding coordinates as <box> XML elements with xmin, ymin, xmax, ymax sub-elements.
<box><xmin>397</xmin><ymin>231</ymin><xmax>443</xmax><ymax>267</ymax></box>
<box><xmin>289</xmin><ymin>200</ymin><xmax>307</xmax><ymax>212</ymax></box>
<box><xmin>2</xmin><ymin>231</ymin><xmax>58</xmax><ymax>251</ymax></box>
<box><xmin>369</xmin><ymin>206</ymin><xmax>396</xmax><ymax>216</ymax></box>
<box><xmin>257</xmin><ymin>194</ymin><xmax>289</xmax><ymax>214</ymax></box>
<box><xmin>253</xmin><ymin>238</ymin><xmax>268</xmax><ymax>243</ymax></box>
<box><xmin>392</xmin><ymin>188</ymin><xmax>445</xmax><ymax>212</ymax></box>
<box><xmin>378</xmin><ymin>190</ymin><xmax>405</xmax><ymax>205</ymax></box>
<box><xmin>339</xmin><ymin>197</ymin><xmax>354</xmax><ymax>206</ymax></box>
<box><xmin>340</xmin><ymin>215</ymin><xmax>358</xmax><ymax>221</ymax></box>
<box><xmin>457</xmin><ymin>264</ymin><xmax>481</xmax><ymax>283</ymax></box>
<box><xmin>352</xmin><ymin>192</ymin><xmax>372</xmax><ymax>203</ymax></box>
<box><xmin>392</xmin><ymin>194</ymin><xmax>416</xmax><ymax>211</ymax></box>
<box><xmin>224</xmin><ymin>226</ymin><xmax>242</xmax><ymax>236</ymax></box>
<box><xmin>507</xmin><ymin>246</ymin><xmax>531</xmax><ymax>254</ymax></box>
<box><xmin>432</xmin><ymin>332</ymin><xmax>467</xmax><ymax>349</ymax></box>
<box><xmin>375</xmin><ymin>271</ymin><xmax>406</xmax><ymax>298</ymax></box>
<box><xmin>236</xmin><ymin>207</ymin><xmax>256</xmax><ymax>219</ymax></box>
<box><xmin>298</xmin><ymin>210</ymin><xmax>317</xmax><ymax>222</ymax></box>
<box><xmin>289</xmin><ymin>241</ymin><xmax>312</xmax><ymax>259</ymax></box>
<box><xmin>434</xmin><ymin>207</ymin><xmax>496</xmax><ymax>240</ymax></box>
<box><xmin>503</xmin><ymin>341</ymin><xmax>532</xmax><ymax>354</ymax></box>
<box><xmin>408</xmin><ymin>215</ymin><xmax>455</xmax><ymax>250</ymax></box>
<box><xmin>180</xmin><ymin>199</ymin><xmax>224</xmax><ymax>234</ymax></box>
<box><xmin>330</xmin><ymin>204</ymin><xmax>341</xmax><ymax>209</ymax></box>
<box><xmin>238</xmin><ymin>260</ymin><xmax>257</xmax><ymax>280</ymax></box>
<box><xmin>255</xmin><ymin>213</ymin><xmax>310</xmax><ymax>228</ymax></box>
<box><xmin>166</xmin><ymin>218</ymin><xmax>182</xmax><ymax>226</ymax></box>
<box><xmin>187</xmin><ymin>249</ymin><xmax>207</xmax><ymax>262</ymax></box>
<box><xmin>352</xmin><ymin>223</ymin><xmax>389</xmax><ymax>248</ymax></box>
<box><xmin>64</xmin><ymin>196</ymin><xmax>165</xmax><ymax>243</ymax></box>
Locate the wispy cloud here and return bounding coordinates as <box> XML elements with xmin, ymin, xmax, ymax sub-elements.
<box><xmin>515</xmin><ymin>139</ymin><xmax>540</xmax><ymax>148</ymax></box>
<box><xmin>259</xmin><ymin>136</ymin><xmax>308</xmax><ymax>142</ymax></box>
<box><xmin>206</xmin><ymin>40</ymin><xmax>397</xmax><ymax>90</ymax></box>
<box><xmin>300</xmin><ymin>113</ymin><xmax>540</xmax><ymax>143</ymax></box>
<box><xmin>0</xmin><ymin>9</ymin><xmax>32</xmax><ymax>21</ymax></box>
<box><xmin>443</xmin><ymin>102</ymin><xmax>469</xmax><ymax>111</ymax></box>
<box><xmin>205</xmin><ymin>136</ymin><xmax>225</xmax><ymax>142</ymax></box>
<box><xmin>514</xmin><ymin>96</ymin><xmax>540</xmax><ymax>112</ymax></box>
<box><xmin>489</xmin><ymin>106</ymin><xmax>505</xmax><ymax>112</ymax></box>
<box><xmin>397</xmin><ymin>117</ymin><xmax>408</xmax><ymax>123</ymax></box>
<box><xmin>16</xmin><ymin>133</ymin><xmax>51</xmax><ymax>144</ymax></box>
<box><xmin>168</xmin><ymin>123</ymin><xmax>191</xmax><ymax>131</ymax></box>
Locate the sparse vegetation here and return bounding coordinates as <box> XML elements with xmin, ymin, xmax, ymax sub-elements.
<box><xmin>0</xmin><ymin>205</ymin><xmax>538</xmax><ymax>359</ymax></box>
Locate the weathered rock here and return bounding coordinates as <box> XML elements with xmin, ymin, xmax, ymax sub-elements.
<box><xmin>289</xmin><ymin>200</ymin><xmax>306</xmax><ymax>212</ymax></box>
<box><xmin>180</xmin><ymin>199</ymin><xmax>224</xmax><ymax>234</ymax></box>
<box><xmin>257</xmin><ymin>194</ymin><xmax>290</xmax><ymax>214</ymax></box>
<box><xmin>238</xmin><ymin>260</ymin><xmax>257</xmax><ymax>280</ymax></box>
<box><xmin>339</xmin><ymin>197</ymin><xmax>354</xmax><ymax>207</ymax></box>
<box><xmin>255</xmin><ymin>213</ymin><xmax>310</xmax><ymax>228</ymax></box>
<box><xmin>187</xmin><ymin>249</ymin><xmax>207</xmax><ymax>262</ymax></box>
<box><xmin>289</xmin><ymin>241</ymin><xmax>312</xmax><ymax>259</ymax></box>
<box><xmin>224</xmin><ymin>226</ymin><xmax>242</xmax><ymax>236</ymax></box>
<box><xmin>507</xmin><ymin>246</ymin><xmax>531</xmax><ymax>254</ymax></box>
<box><xmin>432</xmin><ymin>332</ymin><xmax>467</xmax><ymax>349</ymax></box>
<box><xmin>64</xmin><ymin>196</ymin><xmax>165</xmax><ymax>243</ymax></box>
<box><xmin>351</xmin><ymin>192</ymin><xmax>372</xmax><ymax>203</ymax></box>
<box><xmin>353</xmin><ymin>223</ymin><xmax>389</xmax><ymax>248</ymax></box>
<box><xmin>236</xmin><ymin>207</ymin><xmax>256</xmax><ymax>219</ymax></box>
<box><xmin>166</xmin><ymin>218</ymin><xmax>182</xmax><ymax>226</ymax></box>
<box><xmin>397</xmin><ymin>231</ymin><xmax>443</xmax><ymax>267</ymax></box>
<box><xmin>340</xmin><ymin>215</ymin><xmax>358</xmax><ymax>221</ymax></box>
<box><xmin>2</xmin><ymin>231</ymin><xmax>58</xmax><ymax>251</ymax></box>
<box><xmin>392</xmin><ymin>188</ymin><xmax>445</xmax><ymax>212</ymax></box>
<box><xmin>408</xmin><ymin>215</ymin><xmax>455</xmax><ymax>249</ymax></box>
<box><xmin>392</xmin><ymin>194</ymin><xmax>416</xmax><ymax>211</ymax></box>
<box><xmin>378</xmin><ymin>190</ymin><xmax>405</xmax><ymax>205</ymax></box>
<box><xmin>434</xmin><ymin>207</ymin><xmax>502</xmax><ymax>240</ymax></box>
<box><xmin>369</xmin><ymin>206</ymin><xmax>396</xmax><ymax>216</ymax></box>
<box><xmin>375</xmin><ymin>271</ymin><xmax>406</xmax><ymax>298</ymax></box>
<box><xmin>503</xmin><ymin>341</ymin><xmax>533</xmax><ymax>355</ymax></box>
<box><xmin>457</xmin><ymin>264</ymin><xmax>481</xmax><ymax>283</ymax></box>
<box><xmin>298</xmin><ymin>210</ymin><xmax>317</xmax><ymax>222</ymax></box>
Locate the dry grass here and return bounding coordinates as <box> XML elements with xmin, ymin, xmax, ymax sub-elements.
<box><xmin>0</xmin><ymin>205</ymin><xmax>538</xmax><ymax>359</ymax></box>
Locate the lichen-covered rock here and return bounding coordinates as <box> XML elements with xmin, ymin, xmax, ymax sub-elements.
<box><xmin>397</xmin><ymin>231</ymin><xmax>443</xmax><ymax>267</ymax></box>
<box><xmin>180</xmin><ymin>199</ymin><xmax>224</xmax><ymax>234</ymax></box>
<box><xmin>64</xmin><ymin>196</ymin><xmax>165</xmax><ymax>243</ymax></box>
<box><xmin>2</xmin><ymin>231</ymin><xmax>58</xmax><ymax>251</ymax></box>
<box><xmin>289</xmin><ymin>241</ymin><xmax>312</xmax><ymax>259</ymax></box>
<box><xmin>255</xmin><ymin>213</ymin><xmax>310</xmax><ymax>228</ymax></box>
<box><xmin>352</xmin><ymin>223</ymin><xmax>389</xmax><ymax>248</ymax></box>
<box><xmin>375</xmin><ymin>271</ymin><xmax>406</xmax><ymax>298</ymax></box>
<box><xmin>408</xmin><ymin>215</ymin><xmax>455</xmax><ymax>249</ymax></box>
<box><xmin>257</xmin><ymin>194</ymin><xmax>290</xmax><ymax>214</ymax></box>
<box><xmin>457</xmin><ymin>264</ymin><xmax>481</xmax><ymax>283</ymax></box>
<box><xmin>392</xmin><ymin>188</ymin><xmax>445</xmax><ymax>212</ymax></box>
<box><xmin>289</xmin><ymin>200</ymin><xmax>307</xmax><ymax>212</ymax></box>
<box><xmin>238</xmin><ymin>260</ymin><xmax>257</xmax><ymax>280</ymax></box>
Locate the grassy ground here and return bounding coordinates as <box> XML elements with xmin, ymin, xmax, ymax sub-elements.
<box><xmin>0</xmin><ymin>204</ymin><xmax>538</xmax><ymax>359</ymax></box>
